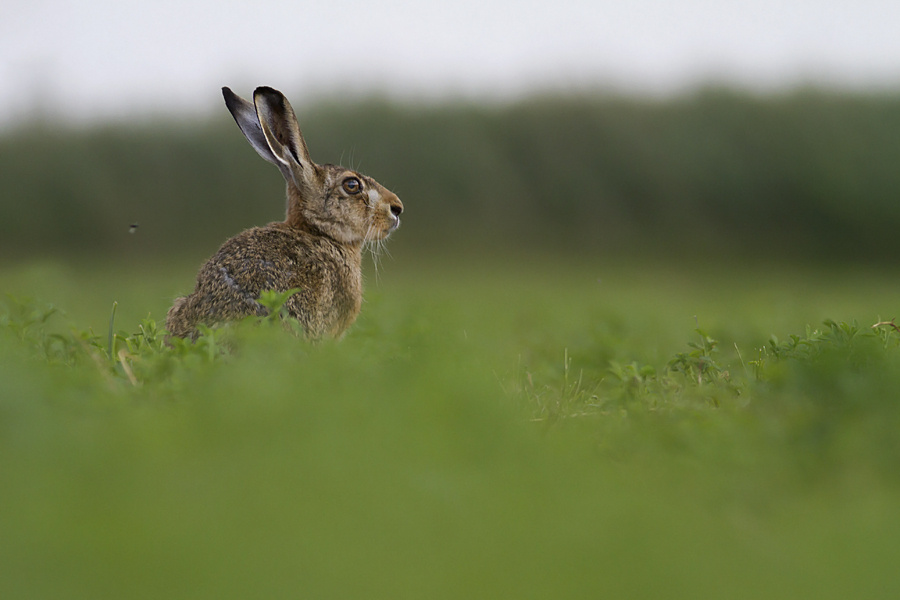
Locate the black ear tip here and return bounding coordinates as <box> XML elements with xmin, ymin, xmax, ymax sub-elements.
<box><xmin>222</xmin><ymin>87</ymin><xmax>240</xmax><ymax>111</ymax></box>
<box><xmin>254</xmin><ymin>86</ymin><xmax>286</xmax><ymax>105</ymax></box>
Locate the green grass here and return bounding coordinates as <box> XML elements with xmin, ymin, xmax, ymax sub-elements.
<box><xmin>3</xmin><ymin>257</ymin><xmax>900</xmax><ymax>599</ymax></box>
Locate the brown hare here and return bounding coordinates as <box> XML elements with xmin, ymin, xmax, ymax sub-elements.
<box><xmin>166</xmin><ymin>86</ymin><xmax>403</xmax><ymax>340</ymax></box>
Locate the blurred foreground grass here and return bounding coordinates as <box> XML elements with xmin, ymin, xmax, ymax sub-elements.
<box><xmin>2</xmin><ymin>257</ymin><xmax>900</xmax><ymax>599</ymax></box>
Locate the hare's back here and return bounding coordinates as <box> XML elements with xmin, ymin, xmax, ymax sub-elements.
<box><xmin>200</xmin><ymin>225</ymin><xmax>314</xmax><ymax>295</ymax></box>
<box><xmin>195</xmin><ymin>223</ymin><xmax>363</xmax><ymax>337</ymax></box>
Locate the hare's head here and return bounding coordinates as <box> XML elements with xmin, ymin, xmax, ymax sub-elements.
<box><xmin>223</xmin><ymin>86</ymin><xmax>403</xmax><ymax>245</ymax></box>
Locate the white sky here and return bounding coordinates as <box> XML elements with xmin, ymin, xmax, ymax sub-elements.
<box><xmin>2</xmin><ymin>0</ymin><xmax>899</xmax><ymax>126</ymax></box>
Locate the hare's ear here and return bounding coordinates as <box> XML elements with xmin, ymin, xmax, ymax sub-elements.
<box><xmin>252</xmin><ymin>86</ymin><xmax>317</xmax><ymax>189</ymax></box>
<box><xmin>222</xmin><ymin>87</ymin><xmax>285</xmax><ymax>172</ymax></box>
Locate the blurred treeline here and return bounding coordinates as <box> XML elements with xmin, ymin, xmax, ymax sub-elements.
<box><xmin>2</xmin><ymin>87</ymin><xmax>900</xmax><ymax>262</ymax></box>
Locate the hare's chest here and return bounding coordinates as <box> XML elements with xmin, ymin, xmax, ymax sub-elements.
<box><xmin>325</xmin><ymin>261</ymin><xmax>363</xmax><ymax>334</ymax></box>
<box><xmin>284</xmin><ymin>245</ymin><xmax>362</xmax><ymax>338</ymax></box>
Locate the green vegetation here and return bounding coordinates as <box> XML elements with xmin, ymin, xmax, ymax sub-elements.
<box><xmin>3</xmin><ymin>259</ymin><xmax>900</xmax><ymax>599</ymax></box>
<box><xmin>4</xmin><ymin>87</ymin><xmax>900</xmax><ymax>597</ymax></box>
<box><xmin>3</xmin><ymin>88</ymin><xmax>900</xmax><ymax>260</ymax></box>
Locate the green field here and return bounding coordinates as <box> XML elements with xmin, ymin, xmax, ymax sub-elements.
<box><xmin>3</xmin><ymin>256</ymin><xmax>900</xmax><ymax>599</ymax></box>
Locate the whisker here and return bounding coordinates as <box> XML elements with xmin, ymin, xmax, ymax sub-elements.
<box><xmin>363</xmin><ymin>217</ymin><xmax>382</xmax><ymax>281</ymax></box>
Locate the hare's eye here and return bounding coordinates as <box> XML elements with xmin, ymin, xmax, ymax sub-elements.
<box><xmin>342</xmin><ymin>178</ymin><xmax>362</xmax><ymax>195</ymax></box>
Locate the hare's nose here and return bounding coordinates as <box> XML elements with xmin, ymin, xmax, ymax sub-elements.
<box><xmin>390</xmin><ymin>200</ymin><xmax>403</xmax><ymax>217</ymax></box>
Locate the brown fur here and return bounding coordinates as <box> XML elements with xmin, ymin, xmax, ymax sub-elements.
<box><xmin>166</xmin><ymin>87</ymin><xmax>402</xmax><ymax>340</ymax></box>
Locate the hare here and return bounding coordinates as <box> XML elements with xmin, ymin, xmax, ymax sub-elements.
<box><xmin>165</xmin><ymin>86</ymin><xmax>403</xmax><ymax>340</ymax></box>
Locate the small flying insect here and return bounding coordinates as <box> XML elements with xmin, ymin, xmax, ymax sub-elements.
<box><xmin>129</xmin><ymin>223</ymin><xmax>139</xmax><ymax>234</ymax></box>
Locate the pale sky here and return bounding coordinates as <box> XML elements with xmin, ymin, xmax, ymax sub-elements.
<box><xmin>2</xmin><ymin>0</ymin><xmax>899</xmax><ymax>126</ymax></box>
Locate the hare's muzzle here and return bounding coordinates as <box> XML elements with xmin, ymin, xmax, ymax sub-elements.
<box><xmin>388</xmin><ymin>195</ymin><xmax>403</xmax><ymax>231</ymax></box>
